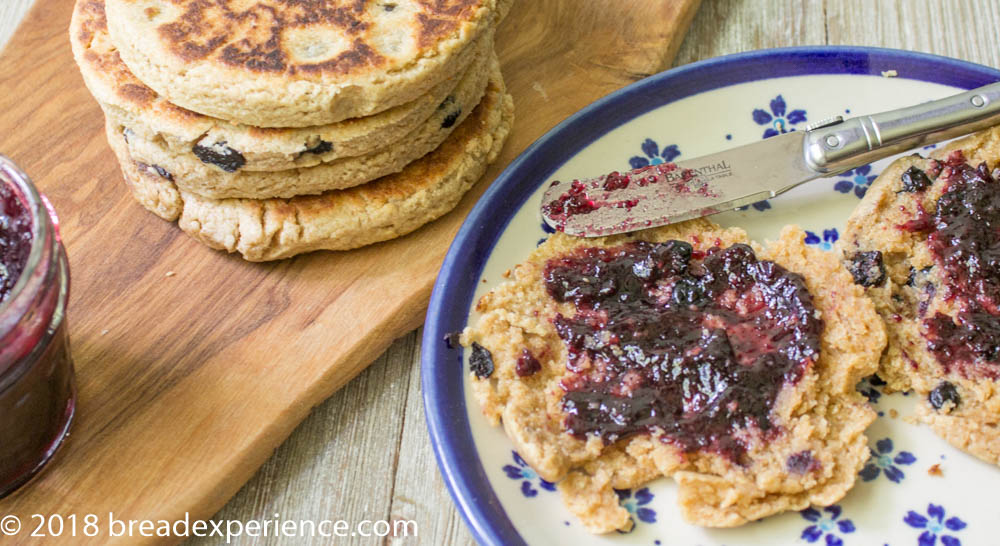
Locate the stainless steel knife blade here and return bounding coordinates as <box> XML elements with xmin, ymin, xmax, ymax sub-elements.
<box><xmin>540</xmin><ymin>132</ymin><xmax>816</xmax><ymax>237</ymax></box>
<box><xmin>541</xmin><ymin>80</ymin><xmax>1000</xmax><ymax>237</ymax></box>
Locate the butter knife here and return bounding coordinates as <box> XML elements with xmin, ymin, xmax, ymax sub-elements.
<box><xmin>540</xmin><ymin>81</ymin><xmax>1000</xmax><ymax>237</ymax></box>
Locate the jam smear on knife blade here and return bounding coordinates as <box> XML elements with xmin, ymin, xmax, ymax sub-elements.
<box><xmin>542</xmin><ymin>164</ymin><xmax>709</xmax><ymax>233</ymax></box>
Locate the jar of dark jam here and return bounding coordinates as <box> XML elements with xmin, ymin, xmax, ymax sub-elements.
<box><xmin>0</xmin><ymin>156</ymin><xmax>75</xmax><ymax>499</ymax></box>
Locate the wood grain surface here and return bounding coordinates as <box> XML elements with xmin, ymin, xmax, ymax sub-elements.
<box><xmin>0</xmin><ymin>1</ymin><xmax>701</xmax><ymax>544</ymax></box>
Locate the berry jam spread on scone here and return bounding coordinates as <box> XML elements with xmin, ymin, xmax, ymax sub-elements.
<box><xmin>839</xmin><ymin>126</ymin><xmax>1000</xmax><ymax>465</ymax></box>
<box><xmin>550</xmin><ymin>241</ymin><xmax>821</xmax><ymax>460</ymax></box>
<box><xmin>462</xmin><ymin>219</ymin><xmax>884</xmax><ymax>531</ymax></box>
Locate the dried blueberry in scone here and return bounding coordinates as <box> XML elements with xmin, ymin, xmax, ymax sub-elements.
<box><xmin>838</xmin><ymin>126</ymin><xmax>1000</xmax><ymax>465</ymax></box>
<box><xmin>462</xmin><ymin>218</ymin><xmax>884</xmax><ymax>531</ymax></box>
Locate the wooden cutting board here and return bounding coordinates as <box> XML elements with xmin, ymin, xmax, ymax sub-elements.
<box><xmin>0</xmin><ymin>0</ymin><xmax>701</xmax><ymax>542</ymax></box>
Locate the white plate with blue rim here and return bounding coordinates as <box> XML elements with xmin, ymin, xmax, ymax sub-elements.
<box><xmin>422</xmin><ymin>47</ymin><xmax>1000</xmax><ymax>546</ymax></box>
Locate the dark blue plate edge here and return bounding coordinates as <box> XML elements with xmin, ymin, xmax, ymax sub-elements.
<box><xmin>422</xmin><ymin>45</ymin><xmax>1000</xmax><ymax>546</ymax></box>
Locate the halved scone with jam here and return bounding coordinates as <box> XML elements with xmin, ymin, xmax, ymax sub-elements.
<box><xmin>461</xmin><ymin>218</ymin><xmax>885</xmax><ymax>531</ymax></box>
<box><xmin>838</xmin><ymin>126</ymin><xmax>1000</xmax><ymax>465</ymax></box>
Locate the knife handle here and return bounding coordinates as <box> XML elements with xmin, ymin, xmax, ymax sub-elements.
<box><xmin>803</xmin><ymin>81</ymin><xmax>1000</xmax><ymax>174</ymax></box>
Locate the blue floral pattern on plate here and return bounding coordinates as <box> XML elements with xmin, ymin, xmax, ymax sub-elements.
<box><xmin>753</xmin><ymin>95</ymin><xmax>807</xmax><ymax>139</ymax></box>
<box><xmin>860</xmin><ymin>438</ymin><xmax>916</xmax><ymax>483</ymax></box>
<box><xmin>834</xmin><ymin>165</ymin><xmax>878</xmax><ymax>198</ymax></box>
<box><xmin>804</xmin><ymin>228</ymin><xmax>839</xmax><ymax>250</ymax></box>
<box><xmin>615</xmin><ymin>488</ymin><xmax>656</xmax><ymax>529</ymax></box>
<box><xmin>503</xmin><ymin>451</ymin><xmax>555</xmax><ymax>498</ymax></box>
<box><xmin>740</xmin><ymin>95</ymin><xmax>807</xmax><ymax>210</ymax></box>
<box><xmin>904</xmin><ymin>504</ymin><xmax>967</xmax><ymax>546</ymax></box>
<box><xmin>801</xmin><ymin>505</ymin><xmax>855</xmax><ymax>546</ymax></box>
<box><xmin>629</xmin><ymin>138</ymin><xmax>681</xmax><ymax>169</ymax></box>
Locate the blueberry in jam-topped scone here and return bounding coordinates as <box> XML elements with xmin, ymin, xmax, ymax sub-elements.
<box><xmin>839</xmin><ymin>126</ymin><xmax>1000</xmax><ymax>465</ymax></box>
<box><xmin>461</xmin><ymin>219</ymin><xmax>885</xmax><ymax>531</ymax></box>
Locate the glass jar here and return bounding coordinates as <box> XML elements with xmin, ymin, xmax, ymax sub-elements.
<box><xmin>0</xmin><ymin>156</ymin><xmax>75</xmax><ymax>499</ymax></box>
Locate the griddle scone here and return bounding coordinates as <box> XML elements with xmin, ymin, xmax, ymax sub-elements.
<box><xmin>103</xmin><ymin>0</ymin><xmax>507</xmax><ymax>127</ymax></box>
<box><xmin>838</xmin><ymin>127</ymin><xmax>1000</xmax><ymax>465</ymax></box>
<box><xmin>70</xmin><ymin>0</ymin><xmax>494</xmax><ymax>172</ymax></box>
<box><xmin>110</xmin><ymin>51</ymin><xmax>495</xmax><ymax>199</ymax></box>
<box><xmin>461</xmin><ymin>220</ymin><xmax>884</xmax><ymax>531</ymax></box>
<box><xmin>106</xmin><ymin>72</ymin><xmax>513</xmax><ymax>261</ymax></box>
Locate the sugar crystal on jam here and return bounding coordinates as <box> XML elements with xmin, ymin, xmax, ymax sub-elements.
<box><xmin>544</xmin><ymin>241</ymin><xmax>823</xmax><ymax>461</ymax></box>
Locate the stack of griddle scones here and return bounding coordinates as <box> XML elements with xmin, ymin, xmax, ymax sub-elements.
<box><xmin>70</xmin><ymin>0</ymin><xmax>514</xmax><ymax>261</ymax></box>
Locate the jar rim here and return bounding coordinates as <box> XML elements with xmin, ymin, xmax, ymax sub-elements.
<box><xmin>0</xmin><ymin>155</ymin><xmax>50</xmax><ymax>318</ymax></box>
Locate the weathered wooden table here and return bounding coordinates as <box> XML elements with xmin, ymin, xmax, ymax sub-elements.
<box><xmin>2</xmin><ymin>1</ymin><xmax>999</xmax><ymax>544</ymax></box>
